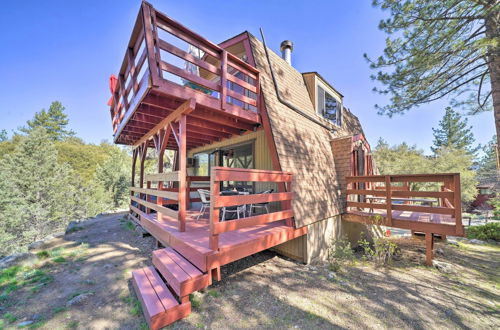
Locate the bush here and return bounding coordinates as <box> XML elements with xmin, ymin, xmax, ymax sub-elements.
<box><xmin>466</xmin><ymin>222</ymin><xmax>500</xmax><ymax>241</ymax></box>
<box><xmin>327</xmin><ymin>236</ymin><xmax>355</xmax><ymax>271</ymax></box>
<box><xmin>358</xmin><ymin>236</ymin><xmax>399</xmax><ymax>266</ymax></box>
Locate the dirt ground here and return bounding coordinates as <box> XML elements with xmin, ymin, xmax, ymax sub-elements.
<box><xmin>1</xmin><ymin>212</ymin><xmax>499</xmax><ymax>329</ymax></box>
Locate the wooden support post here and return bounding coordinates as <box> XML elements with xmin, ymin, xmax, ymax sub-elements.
<box><xmin>453</xmin><ymin>173</ymin><xmax>464</xmax><ymax>236</ymax></box>
<box><xmin>146</xmin><ymin>180</ymin><xmax>151</xmax><ymax>214</ymax></box>
<box><xmin>139</xmin><ymin>143</ymin><xmax>148</xmax><ymax>212</ymax></box>
<box><xmin>178</xmin><ymin>115</ymin><xmax>187</xmax><ymax>232</ymax></box>
<box><xmin>385</xmin><ymin>176</ymin><xmax>392</xmax><ymax>226</ymax></box>
<box><xmin>285</xmin><ymin>179</ymin><xmax>293</xmax><ymax>227</ymax></box>
<box><xmin>130</xmin><ymin>148</ymin><xmax>138</xmax><ymax>216</ymax></box>
<box><xmin>425</xmin><ymin>233</ymin><xmax>434</xmax><ymax>266</ymax></box>
<box><xmin>211</xmin><ymin>267</ymin><xmax>221</xmax><ymax>283</ymax></box>
<box><xmin>220</xmin><ymin>50</ymin><xmax>227</xmax><ymax>109</ymax></box>
<box><xmin>209</xmin><ymin>168</ymin><xmax>220</xmax><ymax>251</ymax></box>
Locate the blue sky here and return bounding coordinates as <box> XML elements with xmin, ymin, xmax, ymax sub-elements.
<box><xmin>0</xmin><ymin>0</ymin><xmax>495</xmax><ymax>154</ymax></box>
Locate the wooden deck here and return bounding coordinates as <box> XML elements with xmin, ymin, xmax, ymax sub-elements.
<box><xmin>132</xmin><ymin>206</ymin><xmax>307</xmax><ymax>272</ymax></box>
<box><xmin>344</xmin><ymin>173</ymin><xmax>465</xmax><ymax>266</ymax></box>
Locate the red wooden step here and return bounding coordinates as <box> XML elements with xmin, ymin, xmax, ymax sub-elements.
<box><xmin>132</xmin><ymin>266</ymin><xmax>191</xmax><ymax>330</ymax></box>
<box><xmin>152</xmin><ymin>247</ymin><xmax>210</xmax><ymax>299</ymax></box>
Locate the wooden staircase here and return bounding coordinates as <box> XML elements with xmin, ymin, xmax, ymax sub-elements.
<box><xmin>132</xmin><ymin>247</ymin><xmax>210</xmax><ymax>329</ymax></box>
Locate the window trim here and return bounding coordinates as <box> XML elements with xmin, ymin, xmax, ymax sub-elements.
<box><xmin>316</xmin><ymin>80</ymin><xmax>342</xmax><ymax>126</ymax></box>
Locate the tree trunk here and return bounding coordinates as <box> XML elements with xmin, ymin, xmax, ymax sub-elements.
<box><xmin>485</xmin><ymin>1</ymin><xmax>500</xmax><ymax>165</ymax></box>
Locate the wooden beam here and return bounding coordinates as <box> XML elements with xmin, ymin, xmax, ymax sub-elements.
<box><xmin>178</xmin><ymin>115</ymin><xmax>187</xmax><ymax>232</ymax></box>
<box><xmin>134</xmin><ymin>98</ymin><xmax>196</xmax><ymax>147</ymax></box>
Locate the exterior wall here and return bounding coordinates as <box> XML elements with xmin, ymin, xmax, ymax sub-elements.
<box><xmin>187</xmin><ymin>129</ymin><xmax>276</xmax><ymax>193</ymax></box>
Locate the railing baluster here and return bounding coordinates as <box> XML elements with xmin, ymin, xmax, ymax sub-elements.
<box><xmin>385</xmin><ymin>176</ymin><xmax>392</xmax><ymax>226</ymax></box>
<box><xmin>220</xmin><ymin>50</ymin><xmax>227</xmax><ymax>110</ymax></box>
<box><xmin>453</xmin><ymin>173</ymin><xmax>463</xmax><ymax>235</ymax></box>
<box><xmin>209</xmin><ymin>168</ymin><xmax>220</xmax><ymax>251</ymax></box>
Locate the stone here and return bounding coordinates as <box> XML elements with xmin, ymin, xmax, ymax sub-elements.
<box><xmin>17</xmin><ymin>321</ymin><xmax>34</xmax><ymax>327</ymax></box>
<box><xmin>0</xmin><ymin>252</ymin><xmax>33</xmax><ymax>270</ymax></box>
<box><xmin>28</xmin><ymin>240</ymin><xmax>45</xmax><ymax>250</ymax></box>
<box><xmin>66</xmin><ymin>292</ymin><xmax>94</xmax><ymax>307</ymax></box>
<box><xmin>433</xmin><ymin>260</ymin><xmax>456</xmax><ymax>274</ymax></box>
<box><xmin>436</xmin><ymin>248</ymin><xmax>445</xmax><ymax>256</ymax></box>
<box><xmin>447</xmin><ymin>240</ymin><xmax>459</xmax><ymax>247</ymax></box>
<box><xmin>468</xmin><ymin>239</ymin><xmax>486</xmax><ymax>245</ymax></box>
<box><xmin>327</xmin><ymin>272</ymin><xmax>336</xmax><ymax>280</ymax></box>
<box><xmin>65</xmin><ymin>221</ymin><xmax>82</xmax><ymax>234</ymax></box>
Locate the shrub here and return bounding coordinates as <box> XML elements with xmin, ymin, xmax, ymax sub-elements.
<box><xmin>327</xmin><ymin>236</ymin><xmax>355</xmax><ymax>271</ymax></box>
<box><xmin>358</xmin><ymin>236</ymin><xmax>399</xmax><ymax>266</ymax></box>
<box><xmin>466</xmin><ymin>222</ymin><xmax>500</xmax><ymax>241</ymax></box>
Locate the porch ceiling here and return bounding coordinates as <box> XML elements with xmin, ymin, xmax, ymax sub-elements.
<box><xmin>115</xmin><ymin>90</ymin><xmax>261</xmax><ymax>150</ymax></box>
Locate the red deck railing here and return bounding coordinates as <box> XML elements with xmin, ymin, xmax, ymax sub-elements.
<box><xmin>345</xmin><ymin>173</ymin><xmax>463</xmax><ymax>235</ymax></box>
<box><xmin>109</xmin><ymin>2</ymin><xmax>260</xmax><ymax>137</ymax></box>
<box><xmin>208</xmin><ymin>167</ymin><xmax>294</xmax><ymax>251</ymax></box>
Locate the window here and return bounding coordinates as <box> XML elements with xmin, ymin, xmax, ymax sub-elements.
<box><xmin>317</xmin><ymin>85</ymin><xmax>341</xmax><ymax>126</ymax></box>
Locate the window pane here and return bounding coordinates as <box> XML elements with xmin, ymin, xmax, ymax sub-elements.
<box><xmin>317</xmin><ymin>86</ymin><xmax>325</xmax><ymax>116</ymax></box>
<box><xmin>324</xmin><ymin>92</ymin><xmax>338</xmax><ymax>124</ymax></box>
<box><xmin>193</xmin><ymin>153</ymin><xmax>209</xmax><ymax>176</ymax></box>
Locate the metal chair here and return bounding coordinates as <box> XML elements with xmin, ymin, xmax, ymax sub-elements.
<box><xmin>249</xmin><ymin>189</ymin><xmax>274</xmax><ymax>216</ymax></box>
<box><xmin>220</xmin><ymin>190</ymin><xmax>246</xmax><ymax>221</ymax></box>
<box><xmin>196</xmin><ymin>189</ymin><xmax>210</xmax><ymax>221</ymax></box>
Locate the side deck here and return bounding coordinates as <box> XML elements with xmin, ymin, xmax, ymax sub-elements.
<box><xmin>343</xmin><ymin>173</ymin><xmax>464</xmax><ymax>265</ymax></box>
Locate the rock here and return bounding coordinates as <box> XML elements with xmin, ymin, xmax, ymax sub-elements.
<box><xmin>433</xmin><ymin>260</ymin><xmax>456</xmax><ymax>274</ymax></box>
<box><xmin>447</xmin><ymin>240</ymin><xmax>459</xmax><ymax>247</ymax></box>
<box><xmin>28</xmin><ymin>240</ymin><xmax>45</xmax><ymax>250</ymax></box>
<box><xmin>327</xmin><ymin>272</ymin><xmax>336</xmax><ymax>280</ymax></box>
<box><xmin>31</xmin><ymin>314</ymin><xmax>42</xmax><ymax>321</ymax></box>
<box><xmin>0</xmin><ymin>252</ymin><xmax>33</xmax><ymax>270</ymax></box>
<box><xmin>436</xmin><ymin>248</ymin><xmax>445</xmax><ymax>256</ymax></box>
<box><xmin>52</xmin><ymin>232</ymin><xmax>65</xmax><ymax>238</ymax></box>
<box><xmin>468</xmin><ymin>239</ymin><xmax>486</xmax><ymax>245</ymax></box>
<box><xmin>66</xmin><ymin>292</ymin><xmax>94</xmax><ymax>307</ymax></box>
<box><xmin>65</xmin><ymin>221</ymin><xmax>82</xmax><ymax>234</ymax></box>
<box><xmin>17</xmin><ymin>321</ymin><xmax>34</xmax><ymax>327</ymax></box>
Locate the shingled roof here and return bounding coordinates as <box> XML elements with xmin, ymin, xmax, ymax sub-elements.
<box><xmin>248</xmin><ymin>33</ymin><xmax>364</xmax><ymax>227</ymax></box>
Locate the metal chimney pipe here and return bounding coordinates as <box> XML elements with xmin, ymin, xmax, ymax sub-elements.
<box><xmin>280</xmin><ymin>40</ymin><xmax>293</xmax><ymax>65</ymax></box>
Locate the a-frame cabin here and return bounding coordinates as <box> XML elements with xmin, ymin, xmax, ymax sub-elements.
<box><xmin>108</xmin><ymin>3</ymin><xmax>464</xmax><ymax>328</ymax></box>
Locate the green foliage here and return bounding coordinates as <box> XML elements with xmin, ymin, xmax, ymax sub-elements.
<box><xmin>374</xmin><ymin>141</ymin><xmax>478</xmax><ymax>202</ymax></box>
<box><xmin>0</xmin><ymin>129</ymin><xmax>7</xmax><ymax>142</ymax></box>
<box><xmin>366</xmin><ymin>0</ymin><xmax>498</xmax><ymax>115</ymax></box>
<box><xmin>19</xmin><ymin>101</ymin><xmax>75</xmax><ymax>140</ymax></box>
<box><xmin>328</xmin><ymin>236</ymin><xmax>354</xmax><ymax>271</ymax></box>
<box><xmin>466</xmin><ymin>222</ymin><xmax>500</xmax><ymax>241</ymax></box>
<box><xmin>477</xmin><ymin>135</ymin><xmax>499</xmax><ymax>184</ymax></box>
<box><xmin>95</xmin><ymin>147</ymin><xmax>130</xmax><ymax>208</ymax></box>
<box><xmin>487</xmin><ymin>196</ymin><xmax>500</xmax><ymax>219</ymax></box>
<box><xmin>358</xmin><ymin>236</ymin><xmax>399</xmax><ymax>266</ymax></box>
<box><xmin>0</xmin><ymin>128</ymin><xmax>107</xmax><ymax>255</ymax></box>
<box><xmin>431</xmin><ymin>107</ymin><xmax>478</xmax><ymax>155</ymax></box>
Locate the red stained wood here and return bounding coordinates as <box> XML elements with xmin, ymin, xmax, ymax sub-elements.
<box><xmin>213</xmin><ymin>192</ymin><xmax>293</xmax><ymax>208</ymax></box>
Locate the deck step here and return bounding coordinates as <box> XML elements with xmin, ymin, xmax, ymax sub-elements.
<box><xmin>132</xmin><ymin>266</ymin><xmax>191</xmax><ymax>330</ymax></box>
<box><xmin>152</xmin><ymin>247</ymin><xmax>210</xmax><ymax>299</ymax></box>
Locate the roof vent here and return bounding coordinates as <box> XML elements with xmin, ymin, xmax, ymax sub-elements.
<box><xmin>280</xmin><ymin>40</ymin><xmax>293</xmax><ymax>66</ymax></box>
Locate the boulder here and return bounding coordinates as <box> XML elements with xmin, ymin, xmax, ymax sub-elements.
<box><xmin>0</xmin><ymin>252</ymin><xmax>34</xmax><ymax>270</ymax></box>
<box><xmin>468</xmin><ymin>239</ymin><xmax>487</xmax><ymax>245</ymax></box>
<box><xmin>432</xmin><ymin>260</ymin><xmax>456</xmax><ymax>274</ymax></box>
<box><xmin>66</xmin><ymin>292</ymin><xmax>94</xmax><ymax>307</ymax></box>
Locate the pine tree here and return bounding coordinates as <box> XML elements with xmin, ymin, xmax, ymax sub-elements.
<box><xmin>431</xmin><ymin>107</ymin><xmax>478</xmax><ymax>155</ymax></box>
<box><xmin>0</xmin><ymin>129</ymin><xmax>7</xmax><ymax>142</ymax></box>
<box><xmin>477</xmin><ymin>135</ymin><xmax>499</xmax><ymax>183</ymax></box>
<box><xmin>19</xmin><ymin>101</ymin><xmax>75</xmax><ymax>140</ymax></box>
<box><xmin>0</xmin><ymin>128</ymin><xmax>78</xmax><ymax>254</ymax></box>
<box><xmin>366</xmin><ymin>0</ymin><xmax>500</xmax><ymax>157</ymax></box>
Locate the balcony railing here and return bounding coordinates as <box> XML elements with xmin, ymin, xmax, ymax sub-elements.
<box><xmin>345</xmin><ymin>173</ymin><xmax>463</xmax><ymax>236</ymax></box>
<box><xmin>110</xmin><ymin>2</ymin><xmax>260</xmax><ymax>136</ymax></box>
<box><xmin>208</xmin><ymin>167</ymin><xmax>294</xmax><ymax>251</ymax></box>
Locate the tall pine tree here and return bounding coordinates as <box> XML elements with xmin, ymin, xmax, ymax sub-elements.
<box><xmin>0</xmin><ymin>128</ymin><xmax>79</xmax><ymax>254</ymax></box>
<box><xmin>19</xmin><ymin>101</ymin><xmax>74</xmax><ymax>140</ymax></box>
<box><xmin>431</xmin><ymin>107</ymin><xmax>478</xmax><ymax>154</ymax></box>
<box><xmin>477</xmin><ymin>135</ymin><xmax>499</xmax><ymax>183</ymax></box>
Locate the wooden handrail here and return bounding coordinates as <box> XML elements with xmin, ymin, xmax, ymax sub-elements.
<box><xmin>209</xmin><ymin>167</ymin><xmax>294</xmax><ymax>251</ymax></box>
<box><xmin>346</xmin><ymin>173</ymin><xmax>463</xmax><ymax>235</ymax></box>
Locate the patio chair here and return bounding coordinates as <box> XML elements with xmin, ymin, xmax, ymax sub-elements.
<box><xmin>196</xmin><ymin>189</ymin><xmax>210</xmax><ymax>221</ymax></box>
<box><xmin>249</xmin><ymin>189</ymin><xmax>274</xmax><ymax>216</ymax></box>
<box><xmin>220</xmin><ymin>190</ymin><xmax>246</xmax><ymax>221</ymax></box>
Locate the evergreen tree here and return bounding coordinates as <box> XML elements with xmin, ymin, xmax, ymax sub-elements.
<box><xmin>0</xmin><ymin>128</ymin><xmax>84</xmax><ymax>255</ymax></box>
<box><xmin>431</xmin><ymin>107</ymin><xmax>478</xmax><ymax>154</ymax></box>
<box><xmin>366</xmin><ymin>0</ymin><xmax>500</xmax><ymax>156</ymax></box>
<box><xmin>477</xmin><ymin>135</ymin><xmax>499</xmax><ymax>183</ymax></box>
<box><xmin>19</xmin><ymin>101</ymin><xmax>75</xmax><ymax>140</ymax></box>
<box><xmin>0</xmin><ymin>129</ymin><xmax>7</xmax><ymax>142</ymax></box>
<box><xmin>95</xmin><ymin>147</ymin><xmax>130</xmax><ymax>208</ymax></box>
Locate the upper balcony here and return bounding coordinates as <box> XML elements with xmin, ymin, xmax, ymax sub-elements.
<box><xmin>108</xmin><ymin>2</ymin><xmax>261</xmax><ymax>149</ymax></box>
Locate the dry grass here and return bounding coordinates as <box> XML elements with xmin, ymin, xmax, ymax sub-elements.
<box><xmin>1</xmin><ymin>213</ymin><xmax>498</xmax><ymax>329</ymax></box>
